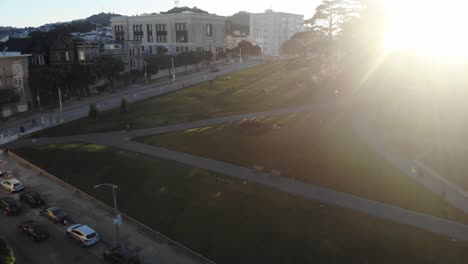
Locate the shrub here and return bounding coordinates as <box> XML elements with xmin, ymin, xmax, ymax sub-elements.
<box><xmin>120</xmin><ymin>98</ymin><xmax>128</xmax><ymax>113</ymax></box>
<box><xmin>88</xmin><ymin>103</ymin><xmax>98</xmax><ymax>121</ymax></box>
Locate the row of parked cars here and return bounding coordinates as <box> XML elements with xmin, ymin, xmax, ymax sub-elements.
<box><xmin>0</xmin><ymin>175</ymin><xmax>140</xmax><ymax>264</ymax></box>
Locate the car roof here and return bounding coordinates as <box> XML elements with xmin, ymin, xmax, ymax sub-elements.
<box><xmin>73</xmin><ymin>224</ymin><xmax>96</xmax><ymax>235</ymax></box>
<box><xmin>5</xmin><ymin>179</ymin><xmax>21</xmax><ymax>184</ymax></box>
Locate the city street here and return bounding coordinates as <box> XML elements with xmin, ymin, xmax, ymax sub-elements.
<box><xmin>0</xmin><ymin>61</ymin><xmax>259</xmax><ymax>143</ymax></box>
<box><xmin>0</xmin><ymin>154</ymin><xmax>210</xmax><ymax>264</ymax></box>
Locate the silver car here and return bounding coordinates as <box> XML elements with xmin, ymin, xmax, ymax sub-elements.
<box><xmin>66</xmin><ymin>224</ymin><xmax>100</xmax><ymax>246</ymax></box>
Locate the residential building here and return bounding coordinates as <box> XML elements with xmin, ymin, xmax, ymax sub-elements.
<box><xmin>0</xmin><ymin>37</ymin><xmax>49</xmax><ymax>67</ymax></box>
<box><xmin>250</xmin><ymin>9</ymin><xmax>304</xmax><ymax>56</ymax></box>
<box><xmin>0</xmin><ymin>52</ymin><xmax>32</xmax><ymax>117</ymax></box>
<box><xmin>110</xmin><ymin>11</ymin><xmax>226</xmax><ymax>55</ymax></box>
<box><xmin>49</xmin><ymin>37</ymin><xmax>100</xmax><ymax>67</ymax></box>
<box><xmin>102</xmin><ymin>41</ymin><xmax>144</xmax><ymax>72</ymax></box>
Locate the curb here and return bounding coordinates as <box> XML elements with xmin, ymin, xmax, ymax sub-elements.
<box><xmin>9</xmin><ymin>151</ymin><xmax>216</xmax><ymax>264</ymax></box>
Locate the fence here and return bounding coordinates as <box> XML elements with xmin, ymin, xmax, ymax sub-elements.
<box><xmin>8</xmin><ymin>151</ymin><xmax>216</xmax><ymax>264</ymax></box>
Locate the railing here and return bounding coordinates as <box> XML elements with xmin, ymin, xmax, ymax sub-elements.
<box><xmin>8</xmin><ymin>151</ymin><xmax>216</xmax><ymax>264</ymax></box>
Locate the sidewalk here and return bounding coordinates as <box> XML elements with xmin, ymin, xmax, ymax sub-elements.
<box><xmin>349</xmin><ymin>119</ymin><xmax>468</xmax><ymax>213</ymax></box>
<box><xmin>0</xmin><ymin>61</ymin><xmax>258</xmax><ymax>142</ymax></box>
<box><xmin>5</xmin><ymin>152</ymin><xmax>213</xmax><ymax>264</ymax></box>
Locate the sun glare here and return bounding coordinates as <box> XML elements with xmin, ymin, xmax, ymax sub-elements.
<box><xmin>384</xmin><ymin>0</ymin><xmax>468</xmax><ymax>59</ymax></box>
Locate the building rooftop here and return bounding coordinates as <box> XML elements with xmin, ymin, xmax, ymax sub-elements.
<box><xmin>0</xmin><ymin>51</ymin><xmax>31</xmax><ymax>58</ymax></box>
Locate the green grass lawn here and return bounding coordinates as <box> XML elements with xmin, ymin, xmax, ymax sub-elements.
<box><xmin>137</xmin><ymin>111</ymin><xmax>468</xmax><ymax>224</ymax></box>
<box><xmin>35</xmin><ymin>59</ymin><xmax>324</xmax><ymax>137</ymax></box>
<box><xmin>14</xmin><ymin>143</ymin><xmax>468</xmax><ymax>264</ymax></box>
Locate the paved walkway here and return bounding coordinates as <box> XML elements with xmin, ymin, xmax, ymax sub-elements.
<box><xmin>8</xmin><ymin>102</ymin><xmax>468</xmax><ymax>242</ymax></box>
<box><xmin>349</xmin><ymin>119</ymin><xmax>468</xmax><ymax>213</ymax></box>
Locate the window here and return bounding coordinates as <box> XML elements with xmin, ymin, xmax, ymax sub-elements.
<box><xmin>176</xmin><ymin>46</ymin><xmax>180</xmax><ymax>53</ymax></box>
<box><xmin>149</xmin><ymin>45</ymin><xmax>153</xmax><ymax>54</ymax></box>
<box><xmin>175</xmin><ymin>23</ymin><xmax>188</xmax><ymax>43</ymax></box>
<box><xmin>65</xmin><ymin>52</ymin><xmax>70</xmax><ymax>61</ymax></box>
<box><xmin>114</xmin><ymin>25</ymin><xmax>125</xmax><ymax>40</ymax></box>
<box><xmin>147</xmin><ymin>24</ymin><xmax>153</xmax><ymax>42</ymax></box>
<box><xmin>155</xmin><ymin>24</ymin><xmax>167</xmax><ymax>43</ymax></box>
<box><xmin>185</xmin><ymin>47</ymin><xmax>188</xmax><ymax>52</ymax></box>
<box><xmin>132</xmin><ymin>24</ymin><xmax>143</xmax><ymax>41</ymax></box>
<box><xmin>206</xmin><ymin>24</ymin><xmax>212</xmax><ymax>37</ymax></box>
<box><xmin>156</xmin><ymin>24</ymin><xmax>166</xmax><ymax>31</ymax></box>
<box><xmin>175</xmin><ymin>23</ymin><xmax>186</xmax><ymax>30</ymax></box>
<box><xmin>156</xmin><ymin>34</ymin><xmax>167</xmax><ymax>42</ymax></box>
<box><xmin>79</xmin><ymin>51</ymin><xmax>85</xmax><ymax>61</ymax></box>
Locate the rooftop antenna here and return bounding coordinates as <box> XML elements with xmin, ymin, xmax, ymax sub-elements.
<box><xmin>174</xmin><ymin>0</ymin><xmax>180</xmax><ymax>7</ymax></box>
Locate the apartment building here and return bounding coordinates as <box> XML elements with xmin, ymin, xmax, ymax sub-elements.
<box><xmin>250</xmin><ymin>9</ymin><xmax>304</xmax><ymax>56</ymax></box>
<box><xmin>0</xmin><ymin>52</ymin><xmax>32</xmax><ymax>117</ymax></box>
<box><xmin>110</xmin><ymin>12</ymin><xmax>226</xmax><ymax>55</ymax></box>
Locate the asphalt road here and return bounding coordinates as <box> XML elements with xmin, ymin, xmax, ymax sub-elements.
<box><xmin>0</xmin><ymin>61</ymin><xmax>259</xmax><ymax>141</ymax></box>
<box><xmin>0</xmin><ymin>187</ymin><xmax>104</xmax><ymax>264</ymax></box>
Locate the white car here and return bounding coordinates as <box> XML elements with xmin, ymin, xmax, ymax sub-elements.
<box><xmin>1</xmin><ymin>178</ymin><xmax>24</xmax><ymax>192</ymax></box>
<box><xmin>66</xmin><ymin>224</ymin><xmax>100</xmax><ymax>246</ymax></box>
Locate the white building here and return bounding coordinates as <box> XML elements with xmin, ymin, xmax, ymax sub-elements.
<box><xmin>110</xmin><ymin>12</ymin><xmax>226</xmax><ymax>55</ymax></box>
<box><xmin>250</xmin><ymin>10</ymin><xmax>304</xmax><ymax>56</ymax></box>
<box><xmin>225</xmin><ymin>31</ymin><xmax>251</xmax><ymax>49</ymax></box>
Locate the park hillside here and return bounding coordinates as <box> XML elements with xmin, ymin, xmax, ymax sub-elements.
<box><xmin>16</xmin><ymin>1</ymin><xmax>468</xmax><ymax>263</ymax></box>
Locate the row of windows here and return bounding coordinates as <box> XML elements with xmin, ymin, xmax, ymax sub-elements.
<box><xmin>125</xmin><ymin>23</ymin><xmax>215</xmax><ymax>42</ymax></box>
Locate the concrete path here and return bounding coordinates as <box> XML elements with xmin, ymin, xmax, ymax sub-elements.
<box><xmin>349</xmin><ymin>119</ymin><xmax>468</xmax><ymax>213</ymax></box>
<box><xmin>8</xmin><ymin>102</ymin><xmax>468</xmax><ymax>242</ymax></box>
<box><xmin>88</xmin><ymin>139</ymin><xmax>468</xmax><ymax>242</ymax></box>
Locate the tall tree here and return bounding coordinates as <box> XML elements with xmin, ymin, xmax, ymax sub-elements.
<box><xmin>93</xmin><ymin>55</ymin><xmax>125</xmax><ymax>90</ymax></box>
<box><xmin>307</xmin><ymin>0</ymin><xmax>360</xmax><ymax>40</ymax></box>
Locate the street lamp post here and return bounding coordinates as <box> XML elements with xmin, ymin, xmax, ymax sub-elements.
<box><xmin>93</xmin><ymin>183</ymin><xmax>120</xmax><ymax>245</ymax></box>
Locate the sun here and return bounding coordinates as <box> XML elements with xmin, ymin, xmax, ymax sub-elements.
<box><xmin>384</xmin><ymin>0</ymin><xmax>468</xmax><ymax>59</ymax></box>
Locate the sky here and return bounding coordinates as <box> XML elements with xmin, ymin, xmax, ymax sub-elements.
<box><xmin>1</xmin><ymin>0</ymin><xmax>320</xmax><ymax>28</ymax></box>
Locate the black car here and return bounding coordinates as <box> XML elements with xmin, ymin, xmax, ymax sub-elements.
<box><xmin>18</xmin><ymin>220</ymin><xmax>49</xmax><ymax>242</ymax></box>
<box><xmin>103</xmin><ymin>246</ymin><xmax>140</xmax><ymax>264</ymax></box>
<box><xmin>39</xmin><ymin>207</ymin><xmax>70</xmax><ymax>224</ymax></box>
<box><xmin>0</xmin><ymin>197</ymin><xmax>20</xmax><ymax>216</ymax></box>
<box><xmin>19</xmin><ymin>191</ymin><xmax>44</xmax><ymax>208</ymax></box>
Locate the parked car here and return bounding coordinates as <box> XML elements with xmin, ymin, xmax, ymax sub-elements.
<box><xmin>104</xmin><ymin>245</ymin><xmax>140</xmax><ymax>264</ymax></box>
<box><xmin>0</xmin><ymin>197</ymin><xmax>21</xmax><ymax>216</ymax></box>
<box><xmin>19</xmin><ymin>191</ymin><xmax>44</xmax><ymax>208</ymax></box>
<box><xmin>39</xmin><ymin>207</ymin><xmax>70</xmax><ymax>224</ymax></box>
<box><xmin>66</xmin><ymin>224</ymin><xmax>100</xmax><ymax>247</ymax></box>
<box><xmin>18</xmin><ymin>220</ymin><xmax>49</xmax><ymax>242</ymax></box>
<box><xmin>0</xmin><ymin>178</ymin><xmax>24</xmax><ymax>192</ymax></box>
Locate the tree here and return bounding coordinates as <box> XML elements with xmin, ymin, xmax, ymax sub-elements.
<box><xmin>0</xmin><ymin>239</ymin><xmax>15</xmax><ymax>264</ymax></box>
<box><xmin>88</xmin><ymin>103</ymin><xmax>98</xmax><ymax>121</ymax></box>
<box><xmin>307</xmin><ymin>0</ymin><xmax>361</xmax><ymax>40</ymax></box>
<box><xmin>93</xmin><ymin>55</ymin><xmax>125</xmax><ymax>90</ymax></box>
<box><xmin>120</xmin><ymin>98</ymin><xmax>128</xmax><ymax>113</ymax></box>
<box><xmin>68</xmin><ymin>64</ymin><xmax>95</xmax><ymax>97</ymax></box>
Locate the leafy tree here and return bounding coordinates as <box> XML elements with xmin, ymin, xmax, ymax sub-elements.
<box><xmin>120</xmin><ymin>98</ymin><xmax>128</xmax><ymax>113</ymax></box>
<box><xmin>307</xmin><ymin>0</ymin><xmax>361</xmax><ymax>40</ymax></box>
<box><xmin>30</xmin><ymin>66</ymin><xmax>69</xmax><ymax>106</ymax></box>
<box><xmin>0</xmin><ymin>239</ymin><xmax>15</xmax><ymax>264</ymax></box>
<box><xmin>68</xmin><ymin>64</ymin><xmax>95</xmax><ymax>97</ymax></box>
<box><xmin>88</xmin><ymin>103</ymin><xmax>98</xmax><ymax>121</ymax></box>
<box><xmin>93</xmin><ymin>55</ymin><xmax>125</xmax><ymax>90</ymax></box>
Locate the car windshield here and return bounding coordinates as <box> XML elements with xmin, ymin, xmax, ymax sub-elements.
<box><xmin>86</xmin><ymin>232</ymin><xmax>97</xmax><ymax>239</ymax></box>
<box><xmin>13</xmin><ymin>183</ymin><xmax>21</xmax><ymax>187</ymax></box>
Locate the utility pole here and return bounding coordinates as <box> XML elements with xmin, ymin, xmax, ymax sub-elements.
<box><xmin>94</xmin><ymin>184</ymin><xmax>120</xmax><ymax>245</ymax></box>
<box><xmin>57</xmin><ymin>87</ymin><xmax>63</xmax><ymax>122</ymax></box>
<box><xmin>171</xmin><ymin>56</ymin><xmax>175</xmax><ymax>87</ymax></box>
